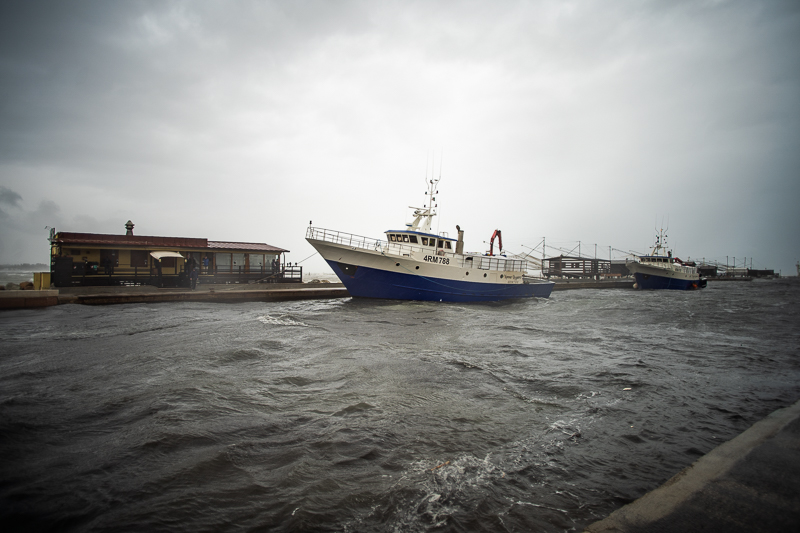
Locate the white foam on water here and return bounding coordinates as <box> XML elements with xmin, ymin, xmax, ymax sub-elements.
<box><xmin>257</xmin><ymin>314</ymin><xmax>310</xmax><ymax>327</ymax></box>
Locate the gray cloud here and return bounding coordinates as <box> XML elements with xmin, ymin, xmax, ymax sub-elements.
<box><xmin>0</xmin><ymin>186</ymin><xmax>22</xmax><ymax>207</ymax></box>
<box><xmin>0</xmin><ymin>0</ymin><xmax>798</xmax><ymax>272</ymax></box>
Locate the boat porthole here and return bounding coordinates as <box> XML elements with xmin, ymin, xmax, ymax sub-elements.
<box><xmin>396</xmin><ymin>263</ymin><xmax>400</xmax><ymax>266</ymax></box>
<box><xmin>466</xmin><ymin>271</ymin><xmax>469</xmax><ymax>275</ymax></box>
<box><xmin>415</xmin><ymin>266</ymin><xmax>419</xmax><ymax>270</ymax></box>
<box><xmin>484</xmin><ymin>273</ymin><xmax>487</xmax><ymax>277</ymax></box>
<box><xmin>500</xmin><ymin>275</ymin><xmax>504</xmax><ymax>279</ymax></box>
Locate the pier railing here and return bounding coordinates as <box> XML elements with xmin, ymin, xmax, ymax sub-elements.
<box><xmin>307</xmin><ymin>227</ymin><xmax>527</xmax><ymax>273</ymax></box>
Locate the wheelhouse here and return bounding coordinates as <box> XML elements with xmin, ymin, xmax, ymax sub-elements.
<box><xmin>639</xmin><ymin>256</ymin><xmax>672</xmax><ymax>264</ymax></box>
<box><xmin>385</xmin><ymin>231</ymin><xmax>455</xmax><ymax>251</ymax></box>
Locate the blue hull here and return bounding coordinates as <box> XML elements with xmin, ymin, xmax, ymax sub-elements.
<box><xmin>327</xmin><ymin>261</ymin><xmax>554</xmax><ymax>302</ymax></box>
<box><xmin>633</xmin><ymin>272</ymin><xmax>706</xmax><ymax>290</ymax></box>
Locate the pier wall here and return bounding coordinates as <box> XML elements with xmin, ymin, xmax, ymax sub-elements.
<box><xmin>4</xmin><ymin>277</ymin><xmax>759</xmax><ymax>310</ymax></box>
<box><xmin>0</xmin><ymin>290</ymin><xmax>60</xmax><ymax>310</ymax></box>
<box><xmin>0</xmin><ymin>286</ymin><xmax>348</xmax><ymax>310</ymax></box>
<box><xmin>552</xmin><ymin>280</ymin><xmax>634</xmax><ymax>290</ymax></box>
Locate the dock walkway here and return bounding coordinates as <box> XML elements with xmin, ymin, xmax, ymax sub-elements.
<box><xmin>585</xmin><ymin>399</ymin><xmax>800</xmax><ymax>532</ymax></box>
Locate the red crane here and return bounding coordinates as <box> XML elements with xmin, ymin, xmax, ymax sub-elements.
<box><xmin>489</xmin><ymin>229</ymin><xmax>502</xmax><ymax>256</ymax></box>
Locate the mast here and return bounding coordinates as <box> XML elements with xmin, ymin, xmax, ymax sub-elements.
<box><xmin>408</xmin><ymin>175</ymin><xmax>440</xmax><ymax>233</ymax></box>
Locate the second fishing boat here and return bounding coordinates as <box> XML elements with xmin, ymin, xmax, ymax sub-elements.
<box><xmin>626</xmin><ymin>230</ymin><xmax>707</xmax><ymax>290</ymax></box>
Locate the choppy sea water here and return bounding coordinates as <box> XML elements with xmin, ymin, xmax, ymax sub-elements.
<box><xmin>0</xmin><ymin>269</ymin><xmax>39</xmax><ymax>287</ymax></box>
<box><xmin>1</xmin><ymin>279</ymin><xmax>799</xmax><ymax>532</ymax></box>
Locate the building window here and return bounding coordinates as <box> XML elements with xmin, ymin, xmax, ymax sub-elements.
<box><xmin>100</xmin><ymin>249</ymin><xmax>119</xmax><ymax>267</ymax></box>
<box><xmin>249</xmin><ymin>254</ymin><xmax>265</xmax><ymax>272</ymax></box>
<box><xmin>232</xmin><ymin>253</ymin><xmax>246</xmax><ymax>271</ymax></box>
<box><xmin>185</xmin><ymin>252</ymin><xmax>202</xmax><ymax>270</ymax></box>
<box><xmin>130</xmin><ymin>250</ymin><xmax>149</xmax><ymax>267</ymax></box>
<box><xmin>216</xmin><ymin>253</ymin><xmax>232</xmax><ymax>272</ymax></box>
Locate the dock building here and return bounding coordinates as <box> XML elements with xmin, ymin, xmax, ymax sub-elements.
<box><xmin>543</xmin><ymin>255</ymin><xmax>612</xmax><ymax>280</ymax></box>
<box><xmin>49</xmin><ymin>221</ymin><xmax>300</xmax><ymax>287</ymax></box>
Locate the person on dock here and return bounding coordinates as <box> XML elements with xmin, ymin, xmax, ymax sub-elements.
<box><xmin>190</xmin><ymin>267</ymin><xmax>199</xmax><ymax>290</ymax></box>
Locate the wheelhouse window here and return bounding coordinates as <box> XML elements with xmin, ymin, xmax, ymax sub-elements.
<box><xmin>444</xmin><ymin>241</ymin><xmax>452</xmax><ymax>250</ymax></box>
<box><xmin>402</xmin><ymin>235</ymin><xmax>409</xmax><ymax>242</ymax></box>
<box><xmin>409</xmin><ymin>236</ymin><xmax>418</xmax><ymax>244</ymax></box>
<box><xmin>421</xmin><ymin>237</ymin><xmax>429</xmax><ymax>246</ymax></box>
<box><xmin>390</xmin><ymin>235</ymin><xmax>397</xmax><ymax>242</ymax></box>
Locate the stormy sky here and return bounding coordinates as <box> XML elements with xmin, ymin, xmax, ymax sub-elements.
<box><xmin>1</xmin><ymin>0</ymin><xmax>798</xmax><ymax>275</ymax></box>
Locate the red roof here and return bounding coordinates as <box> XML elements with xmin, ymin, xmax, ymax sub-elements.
<box><xmin>208</xmin><ymin>241</ymin><xmax>287</xmax><ymax>252</ymax></box>
<box><xmin>54</xmin><ymin>232</ymin><xmax>287</xmax><ymax>253</ymax></box>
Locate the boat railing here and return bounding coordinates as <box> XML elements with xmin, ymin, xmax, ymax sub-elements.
<box><xmin>307</xmin><ymin>227</ymin><xmax>386</xmax><ymax>252</ymax></box>
<box><xmin>469</xmin><ymin>255</ymin><xmax>527</xmax><ymax>272</ymax></box>
<box><xmin>307</xmin><ymin>227</ymin><xmax>527</xmax><ymax>272</ymax></box>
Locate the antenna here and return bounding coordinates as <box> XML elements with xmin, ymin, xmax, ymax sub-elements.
<box><xmin>424</xmin><ymin>151</ymin><xmax>430</xmax><ymax>185</ymax></box>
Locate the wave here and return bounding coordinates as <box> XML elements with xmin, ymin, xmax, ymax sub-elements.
<box><xmin>257</xmin><ymin>314</ymin><xmax>310</xmax><ymax>327</ymax></box>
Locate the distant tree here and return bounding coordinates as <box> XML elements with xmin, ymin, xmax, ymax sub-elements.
<box><xmin>0</xmin><ymin>263</ymin><xmax>49</xmax><ymax>270</ymax></box>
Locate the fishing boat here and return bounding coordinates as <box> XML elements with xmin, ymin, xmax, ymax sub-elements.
<box><xmin>305</xmin><ymin>177</ymin><xmax>555</xmax><ymax>302</ymax></box>
<box><xmin>626</xmin><ymin>230</ymin><xmax>707</xmax><ymax>290</ymax></box>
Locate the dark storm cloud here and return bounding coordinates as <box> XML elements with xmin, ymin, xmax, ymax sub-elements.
<box><xmin>0</xmin><ymin>186</ymin><xmax>22</xmax><ymax>208</ymax></box>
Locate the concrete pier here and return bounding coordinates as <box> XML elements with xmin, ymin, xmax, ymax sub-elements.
<box><xmin>0</xmin><ymin>290</ymin><xmax>60</xmax><ymax>310</ymax></box>
<box><xmin>585</xmin><ymin>399</ymin><xmax>800</xmax><ymax>532</ymax></box>
<box><xmin>552</xmin><ymin>280</ymin><xmax>635</xmax><ymax>290</ymax></box>
<box><xmin>0</xmin><ymin>284</ymin><xmax>349</xmax><ymax>310</ymax></box>
<box><xmin>8</xmin><ymin>277</ymin><xmax>757</xmax><ymax>310</ymax></box>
